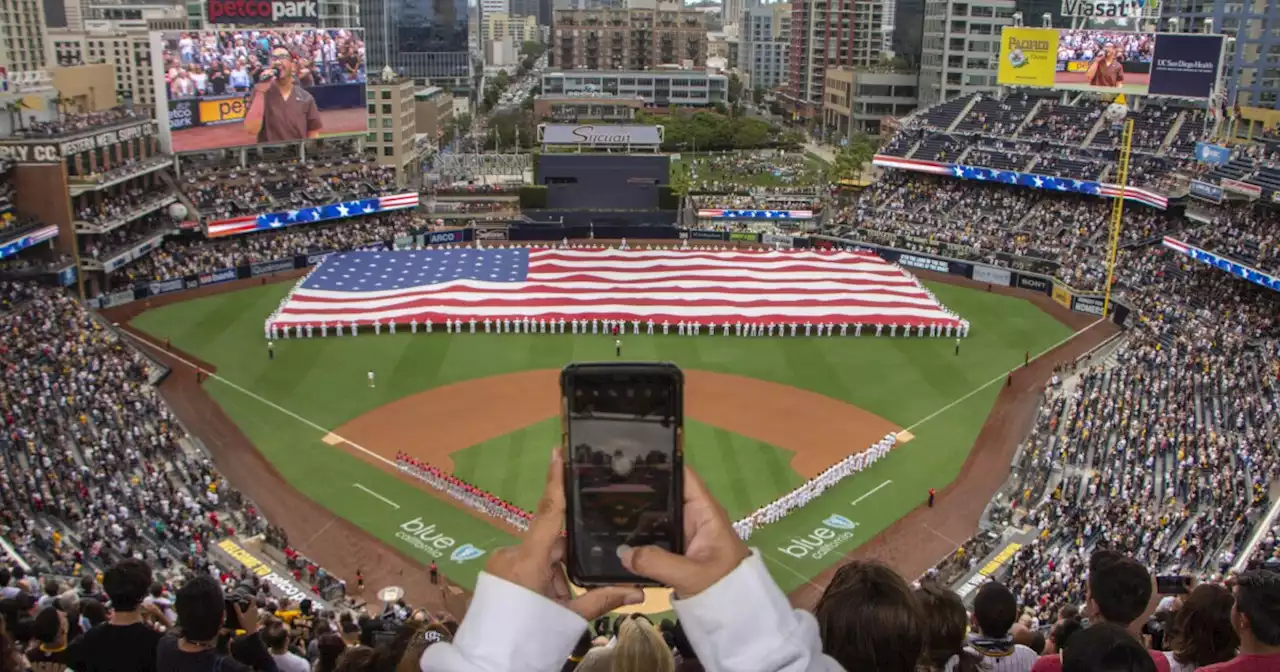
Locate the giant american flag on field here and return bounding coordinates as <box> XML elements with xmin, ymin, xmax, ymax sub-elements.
<box><xmin>267</xmin><ymin>247</ymin><xmax>963</xmax><ymax>328</ymax></box>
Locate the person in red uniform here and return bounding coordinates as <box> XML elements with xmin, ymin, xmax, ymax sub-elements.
<box><xmin>928</xmin><ymin>488</ymin><xmax>935</xmax><ymax>507</ymax></box>
<box><xmin>429</xmin><ymin>561</ymin><xmax>439</xmax><ymax>585</ymax></box>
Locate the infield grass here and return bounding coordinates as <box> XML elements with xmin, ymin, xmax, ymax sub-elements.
<box><xmin>132</xmin><ymin>280</ymin><xmax>1073</xmax><ymax>591</ymax></box>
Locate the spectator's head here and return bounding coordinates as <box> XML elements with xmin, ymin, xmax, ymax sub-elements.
<box><xmin>972</xmin><ymin>581</ymin><xmax>1018</xmax><ymax>637</ymax></box>
<box><xmin>103</xmin><ymin>559</ymin><xmax>152</xmax><ymax>612</ymax></box>
<box><xmin>1167</xmin><ymin>583</ymin><xmax>1238</xmax><ymax>667</ymax></box>
<box><xmin>1062</xmin><ymin>623</ymin><xmax>1157</xmax><ymax>672</ymax></box>
<box><xmin>43</xmin><ymin>580</ymin><xmax>59</xmax><ymax>599</ymax></box>
<box><xmin>815</xmin><ymin>560</ymin><xmax>924</xmax><ymax>672</ymax></box>
<box><xmin>0</xmin><ymin>570</ymin><xmax>8</xmax><ymax>589</ymax></box>
<box><xmin>1059</xmin><ymin>604</ymin><xmax>1080</xmax><ymax>623</ymax></box>
<box><xmin>31</xmin><ymin>607</ymin><xmax>66</xmax><ymax>647</ymax></box>
<box><xmin>333</xmin><ymin>645</ymin><xmax>377</xmax><ymax>672</ymax></box>
<box><xmin>78</xmin><ymin>598</ymin><xmax>107</xmax><ymax>627</ymax></box>
<box><xmin>1232</xmin><ymin>569</ymin><xmax>1280</xmax><ymax>653</ymax></box>
<box><xmin>1028</xmin><ymin>631</ymin><xmax>1047</xmax><ymax>655</ymax></box>
<box><xmin>262</xmin><ymin>619</ymin><xmax>290</xmax><ymax>653</ymax></box>
<box><xmin>915</xmin><ymin>583</ymin><xmax>980</xmax><ymax>672</ymax></box>
<box><xmin>313</xmin><ymin>632</ymin><xmax>346</xmax><ymax>672</ymax></box>
<box><xmin>613</xmin><ymin>617</ymin><xmax>673</xmax><ymax>672</ymax></box>
<box><xmin>1049</xmin><ymin>618</ymin><xmax>1084</xmax><ymax>655</ymax></box>
<box><xmin>175</xmin><ymin>574</ymin><xmax>224</xmax><ymax>642</ymax></box>
<box><xmin>1086</xmin><ymin>551</ymin><xmax>1153</xmax><ymax>628</ymax></box>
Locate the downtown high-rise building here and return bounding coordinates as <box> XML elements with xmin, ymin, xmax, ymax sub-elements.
<box><xmin>741</xmin><ymin>2</ymin><xmax>789</xmax><ymax>94</ymax></box>
<box><xmin>551</xmin><ymin>5</ymin><xmax>707</xmax><ymax>70</ymax></box>
<box><xmin>361</xmin><ymin>0</ymin><xmax>472</xmax><ymax>86</ymax></box>
<box><xmin>1</xmin><ymin>0</ymin><xmax>50</xmax><ymax>73</ymax></box>
<box><xmin>781</xmin><ymin>0</ymin><xmax>886</xmax><ymax>119</ymax></box>
<box><xmin>917</xmin><ymin>0</ymin><xmax>1014</xmax><ymax>105</ymax></box>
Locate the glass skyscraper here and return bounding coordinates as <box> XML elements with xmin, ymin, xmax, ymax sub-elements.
<box><xmin>361</xmin><ymin>0</ymin><xmax>472</xmax><ymax>83</ymax></box>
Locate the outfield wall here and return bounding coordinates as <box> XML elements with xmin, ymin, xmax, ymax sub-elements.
<box><xmin>92</xmin><ymin>225</ymin><xmax>1128</xmax><ymax>326</ymax></box>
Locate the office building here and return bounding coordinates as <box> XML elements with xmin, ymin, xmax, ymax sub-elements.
<box><xmin>361</xmin><ymin>0</ymin><xmax>472</xmax><ymax>87</ymax></box>
<box><xmin>481</xmin><ymin>0</ymin><xmax>507</xmax><ymax>17</ymax></box>
<box><xmin>552</xmin><ymin>6</ymin><xmax>707</xmax><ymax>70</ymax></box>
<box><xmin>45</xmin><ymin>2</ymin><xmax>184</xmax><ymax>107</ymax></box>
<box><xmin>1</xmin><ymin>0</ymin><xmax>51</xmax><ymax>73</ymax></box>
<box><xmin>542</xmin><ymin>69</ymin><xmax>726</xmax><ymax>105</ymax></box>
<box><xmin>367</xmin><ymin>73</ymin><xmax>430</xmax><ymax>184</ymax></box>
<box><xmin>414</xmin><ymin>85</ymin><xmax>453</xmax><ymax>137</ymax></box>
<box><xmin>821</xmin><ymin>65</ymin><xmax>918</xmax><ymax>136</ymax></box>
<box><xmin>1163</xmin><ymin>0</ymin><xmax>1279</xmax><ymax>108</ymax></box>
<box><xmin>320</xmin><ymin>0</ymin><xmax>361</xmax><ymax>28</ymax></box>
<box><xmin>533</xmin><ymin>92</ymin><xmax>643</xmax><ymax>121</ymax></box>
<box><xmin>893</xmin><ymin>0</ymin><xmax>924</xmax><ymax>66</ymax></box>
<box><xmin>482</xmin><ymin>13</ymin><xmax>540</xmax><ymax>47</ymax></box>
<box><xmin>741</xmin><ymin>2</ymin><xmax>789</xmax><ymax>94</ymax></box>
<box><xmin>917</xmin><ymin>0</ymin><xmax>1013</xmax><ymax>105</ymax></box>
<box><xmin>781</xmin><ymin>0</ymin><xmax>887</xmax><ymax>120</ymax></box>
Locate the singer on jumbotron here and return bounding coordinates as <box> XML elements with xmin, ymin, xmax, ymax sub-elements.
<box><xmin>244</xmin><ymin>46</ymin><xmax>322</xmax><ymax>143</ymax></box>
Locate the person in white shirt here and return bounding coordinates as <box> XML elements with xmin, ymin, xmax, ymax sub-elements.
<box><xmin>421</xmin><ymin>451</ymin><xmax>842</xmax><ymax>672</ymax></box>
<box><xmin>367</xmin><ymin>370</ymin><xmax>375</xmax><ymax>388</ymax></box>
<box><xmin>264</xmin><ymin>620</ymin><xmax>311</xmax><ymax>672</ymax></box>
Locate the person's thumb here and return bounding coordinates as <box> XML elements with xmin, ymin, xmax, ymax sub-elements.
<box><xmin>617</xmin><ymin>544</ymin><xmax>695</xmax><ymax>589</ymax></box>
<box><xmin>567</xmin><ymin>586</ymin><xmax>645</xmax><ymax>620</ymax></box>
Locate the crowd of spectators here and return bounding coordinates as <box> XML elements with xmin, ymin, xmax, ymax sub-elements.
<box><xmin>161</xmin><ymin>29</ymin><xmax>365</xmax><ymax>101</ymax></box>
<box><xmin>11</xmin><ymin>107</ymin><xmax>142</xmax><ymax>138</ymax></box>
<box><xmin>1177</xmin><ymin>203</ymin><xmax>1280</xmax><ymax>275</ymax></box>
<box><xmin>182</xmin><ymin>160</ymin><xmax>397</xmax><ymax>218</ymax></box>
<box><xmin>76</xmin><ymin>189</ymin><xmax>176</xmax><ymax>230</ymax></box>
<box><xmin>70</xmin><ymin>156</ymin><xmax>173</xmax><ymax>186</ymax></box>
<box><xmin>112</xmin><ymin>211</ymin><xmax>423</xmax><ymax>284</ymax></box>
<box><xmin>81</xmin><ymin>214</ymin><xmax>175</xmax><ymax>262</ymax></box>
<box><xmin>681</xmin><ymin>151</ymin><xmax>826</xmax><ymax>191</ymax></box>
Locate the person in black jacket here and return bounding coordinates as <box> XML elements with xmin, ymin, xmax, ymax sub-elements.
<box><xmin>155</xmin><ymin>575</ymin><xmax>278</xmax><ymax>672</ymax></box>
<box><xmin>66</xmin><ymin>558</ymin><xmax>165</xmax><ymax>672</ymax></box>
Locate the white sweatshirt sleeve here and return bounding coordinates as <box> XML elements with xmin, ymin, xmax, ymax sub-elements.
<box><xmin>419</xmin><ymin>572</ymin><xmax>587</xmax><ymax>672</ymax></box>
<box><xmin>673</xmin><ymin>550</ymin><xmax>845</xmax><ymax>672</ymax></box>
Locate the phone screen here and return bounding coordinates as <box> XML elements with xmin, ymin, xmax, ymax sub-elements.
<box><xmin>562</xmin><ymin>364</ymin><xmax>683</xmax><ymax>586</ymax></box>
<box><xmin>1156</xmin><ymin>575</ymin><xmax>1191</xmax><ymax>595</ymax></box>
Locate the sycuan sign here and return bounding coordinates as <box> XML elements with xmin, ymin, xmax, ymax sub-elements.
<box><xmin>541</xmin><ymin>124</ymin><xmax>663</xmax><ymax>147</ymax></box>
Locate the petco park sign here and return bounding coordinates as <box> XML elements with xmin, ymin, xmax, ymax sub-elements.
<box><xmin>540</xmin><ymin>124</ymin><xmax>663</xmax><ymax>147</ymax></box>
<box><xmin>207</xmin><ymin>0</ymin><xmax>318</xmax><ymax>24</ymax></box>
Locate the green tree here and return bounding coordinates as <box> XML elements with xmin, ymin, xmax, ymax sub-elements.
<box><xmin>520</xmin><ymin>41</ymin><xmax>547</xmax><ymax>58</ymax></box>
<box><xmin>453</xmin><ymin>112</ymin><xmax>473</xmax><ymax>137</ymax></box>
<box><xmin>752</xmin><ymin>87</ymin><xmax>765</xmax><ymax>106</ymax></box>
<box><xmin>830</xmin><ymin>132</ymin><xmax>876</xmax><ymax>183</ymax></box>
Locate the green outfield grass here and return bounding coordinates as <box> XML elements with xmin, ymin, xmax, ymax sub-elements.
<box><xmin>132</xmin><ymin>279</ymin><xmax>1074</xmax><ymax>591</ymax></box>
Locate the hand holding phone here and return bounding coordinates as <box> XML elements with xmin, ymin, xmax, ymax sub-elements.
<box><xmin>479</xmin><ymin>449</ymin><xmax>644</xmax><ymax>619</ymax></box>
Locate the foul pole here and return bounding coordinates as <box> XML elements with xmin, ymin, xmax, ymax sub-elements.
<box><xmin>1102</xmin><ymin>117</ymin><xmax>1133</xmax><ymax>319</ymax></box>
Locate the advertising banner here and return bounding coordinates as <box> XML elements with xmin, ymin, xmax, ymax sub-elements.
<box><xmin>0</xmin><ymin>225</ymin><xmax>59</xmax><ymax>260</ymax></box>
<box><xmin>149</xmin><ymin>278</ymin><xmax>187</xmax><ymax>296</ymax></box>
<box><xmin>426</xmin><ymin>229</ymin><xmax>466</xmax><ymax>245</ymax></box>
<box><xmin>897</xmin><ymin>254</ymin><xmax>949</xmax><ymax>273</ymax></box>
<box><xmin>100</xmin><ymin>290</ymin><xmax>137</xmax><ymax>309</ymax></box>
<box><xmin>206</xmin><ymin>193</ymin><xmax>419</xmax><ymax>238</ymax></box>
<box><xmin>541</xmin><ymin>124</ymin><xmax>662</xmax><ymax>147</ymax></box>
<box><xmin>197</xmin><ymin>267</ymin><xmax>239</xmax><ymax>286</ymax></box>
<box><xmin>1016</xmin><ymin>274</ymin><xmax>1053</xmax><ymax>295</ymax></box>
<box><xmin>1221</xmin><ymin>178</ymin><xmax>1262</xmax><ymax>199</ymax></box>
<box><xmin>250</xmin><ymin>258</ymin><xmax>295</xmax><ymax>277</ymax></box>
<box><xmin>1194</xmin><ymin>142</ymin><xmax>1230</xmax><ymax>166</ymax></box>
<box><xmin>1163</xmin><ymin>237</ymin><xmax>1280</xmax><ymax>294</ymax></box>
<box><xmin>762</xmin><ymin>233</ymin><xmax>795</xmax><ymax>247</ymax></box>
<box><xmin>1072</xmin><ymin>294</ymin><xmax>1106</xmax><ymax>316</ymax></box>
<box><xmin>0</xmin><ymin>121</ymin><xmax>156</xmax><ymax>163</ymax></box>
<box><xmin>206</xmin><ymin>0</ymin><xmax>319</xmax><ymax>26</ymax></box>
<box><xmin>214</xmin><ymin>539</ymin><xmax>325</xmax><ymax>606</ymax></box>
<box><xmin>1052</xmin><ymin>283</ymin><xmax>1073</xmax><ymax>309</ymax></box>
<box><xmin>997</xmin><ymin>27</ymin><xmax>1222</xmax><ymax>99</ymax></box>
<box><xmin>1060</xmin><ymin>0</ymin><xmax>1147</xmax><ymax>18</ymax></box>
<box><xmin>955</xmin><ymin>542</ymin><xmax>1024</xmax><ymax>600</ymax></box>
<box><xmin>696</xmin><ymin>209</ymin><xmax>814</xmax><ymax>220</ymax></box>
<box><xmin>1189</xmin><ymin>179</ymin><xmax>1224</xmax><ymax>203</ymax></box>
<box><xmin>688</xmin><ymin>229</ymin><xmax>727</xmax><ymax>241</ymax></box>
<box><xmin>393</xmin><ymin>235</ymin><xmax>415</xmax><ymax>250</ymax></box>
<box><xmin>728</xmin><ymin>231</ymin><xmax>760</xmax><ymax>243</ymax></box>
<box><xmin>972</xmin><ymin>265</ymin><xmax>1013</xmax><ymax>286</ymax></box>
<box><xmin>155</xmin><ymin>28</ymin><xmax>365</xmax><ymax>153</ymax></box>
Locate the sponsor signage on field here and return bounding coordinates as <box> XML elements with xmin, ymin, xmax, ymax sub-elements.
<box><xmin>1163</xmin><ymin>237</ymin><xmax>1280</xmax><ymax>294</ymax></box>
<box><xmin>250</xmin><ymin>258</ymin><xmax>295</xmax><ymax>277</ymax></box>
<box><xmin>168</xmin><ymin>99</ymin><xmax>197</xmax><ymax>131</ymax></box>
<box><xmin>1072</xmin><ymin>295</ymin><xmax>1106</xmax><ymax>316</ymax></box>
<box><xmin>972</xmin><ymin>265</ymin><xmax>1012</xmax><ymax>286</ymax></box>
<box><xmin>206</xmin><ymin>0</ymin><xmax>319</xmax><ymax>24</ymax></box>
<box><xmin>149</xmin><ymin>278</ymin><xmax>186</xmax><ymax>296</ymax></box>
<box><xmin>762</xmin><ymin>233</ymin><xmax>795</xmax><ymax>247</ymax></box>
<box><xmin>728</xmin><ymin>231</ymin><xmax>760</xmax><ymax>243</ymax></box>
<box><xmin>198</xmin><ymin>267</ymin><xmax>239</xmax><ymax>286</ymax></box>
<box><xmin>395</xmin><ymin>517</ymin><xmax>487</xmax><ymax>563</ymax></box>
<box><xmin>898</xmin><ymin>254</ymin><xmax>948</xmax><ymax>273</ymax></box>
<box><xmin>687</xmin><ymin>229</ymin><xmax>725</xmax><ymax>241</ymax></box>
<box><xmin>956</xmin><ymin>542</ymin><xmax>1023</xmax><ymax>599</ymax></box>
<box><xmin>1052</xmin><ymin>284</ymin><xmax>1073</xmax><ymax>309</ymax></box>
<box><xmin>1016</xmin><ymin>275</ymin><xmax>1051</xmax><ymax>294</ymax></box>
<box><xmin>198</xmin><ymin>97</ymin><xmax>250</xmax><ymax>126</ymax></box>
<box><xmin>1189</xmin><ymin>179</ymin><xmax>1224</xmax><ymax>203</ymax></box>
<box><xmin>427</xmin><ymin>229</ymin><xmax>465</xmax><ymax>245</ymax></box>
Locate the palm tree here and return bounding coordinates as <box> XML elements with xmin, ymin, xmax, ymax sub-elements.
<box><xmin>830</xmin><ymin>132</ymin><xmax>877</xmax><ymax>184</ymax></box>
<box><xmin>5</xmin><ymin>100</ymin><xmax>25</xmax><ymax>132</ymax></box>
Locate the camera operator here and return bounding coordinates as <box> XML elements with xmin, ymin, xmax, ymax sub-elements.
<box><xmin>155</xmin><ymin>576</ymin><xmax>278</xmax><ymax>671</ymax></box>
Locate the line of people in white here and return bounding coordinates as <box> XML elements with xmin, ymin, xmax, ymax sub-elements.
<box><xmin>265</xmin><ymin>316</ymin><xmax>971</xmax><ymax>340</ymax></box>
<box><xmin>733</xmin><ymin>433</ymin><xmax>898</xmax><ymax>541</ymax></box>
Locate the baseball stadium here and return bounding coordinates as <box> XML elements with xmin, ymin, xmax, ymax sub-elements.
<box><xmin>0</xmin><ymin>17</ymin><xmax>1279</xmax><ymax>670</ymax></box>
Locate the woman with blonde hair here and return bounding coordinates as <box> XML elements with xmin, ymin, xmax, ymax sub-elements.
<box><xmin>613</xmin><ymin>617</ymin><xmax>675</xmax><ymax>672</ymax></box>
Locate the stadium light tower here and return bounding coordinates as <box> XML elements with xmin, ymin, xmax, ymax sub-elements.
<box><xmin>1102</xmin><ymin>107</ymin><xmax>1133</xmax><ymax>319</ymax></box>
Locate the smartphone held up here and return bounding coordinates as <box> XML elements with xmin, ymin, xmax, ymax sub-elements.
<box><xmin>560</xmin><ymin>362</ymin><xmax>684</xmax><ymax>587</ymax></box>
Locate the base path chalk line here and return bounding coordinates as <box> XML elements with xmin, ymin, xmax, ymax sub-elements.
<box><xmin>851</xmin><ymin>480</ymin><xmax>892</xmax><ymax>507</ymax></box>
<box><xmin>354</xmin><ymin>483</ymin><xmax>401</xmax><ymax>509</ymax></box>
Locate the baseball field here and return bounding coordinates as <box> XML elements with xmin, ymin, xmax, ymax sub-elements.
<box><xmin>125</xmin><ymin>268</ymin><xmax>1097</xmax><ymax>610</ymax></box>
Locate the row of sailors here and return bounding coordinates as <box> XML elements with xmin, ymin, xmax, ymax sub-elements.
<box><xmin>265</xmin><ymin>317</ymin><xmax>972</xmax><ymax>340</ymax></box>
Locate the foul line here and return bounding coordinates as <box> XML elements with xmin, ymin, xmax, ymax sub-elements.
<box><xmin>904</xmin><ymin>318</ymin><xmax>1106</xmax><ymax>433</ymax></box>
<box><xmin>119</xmin><ymin>331</ymin><xmax>396</xmax><ymax>470</ymax></box>
<box><xmin>851</xmin><ymin>480</ymin><xmax>893</xmax><ymax>506</ymax></box>
<box><xmin>354</xmin><ymin>483</ymin><xmax>401</xmax><ymax>509</ymax></box>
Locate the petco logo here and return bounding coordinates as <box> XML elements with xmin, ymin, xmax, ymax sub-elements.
<box><xmin>396</xmin><ymin>517</ymin><xmax>485</xmax><ymax>562</ymax></box>
<box><xmin>778</xmin><ymin>514</ymin><xmax>859</xmax><ymax>560</ymax></box>
<box><xmin>206</xmin><ymin>0</ymin><xmax>318</xmax><ymax>24</ymax></box>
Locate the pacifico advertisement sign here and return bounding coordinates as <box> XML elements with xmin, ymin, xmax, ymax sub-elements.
<box><xmin>997</xmin><ymin>28</ymin><xmax>1058</xmax><ymax>88</ymax></box>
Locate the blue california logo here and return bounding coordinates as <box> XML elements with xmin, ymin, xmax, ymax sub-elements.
<box><xmin>450</xmin><ymin>543</ymin><xmax>486</xmax><ymax>563</ymax></box>
<box><xmin>823</xmin><ymin>514</ymin><xmax>858</xmax><ymax>530</ymax></box>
